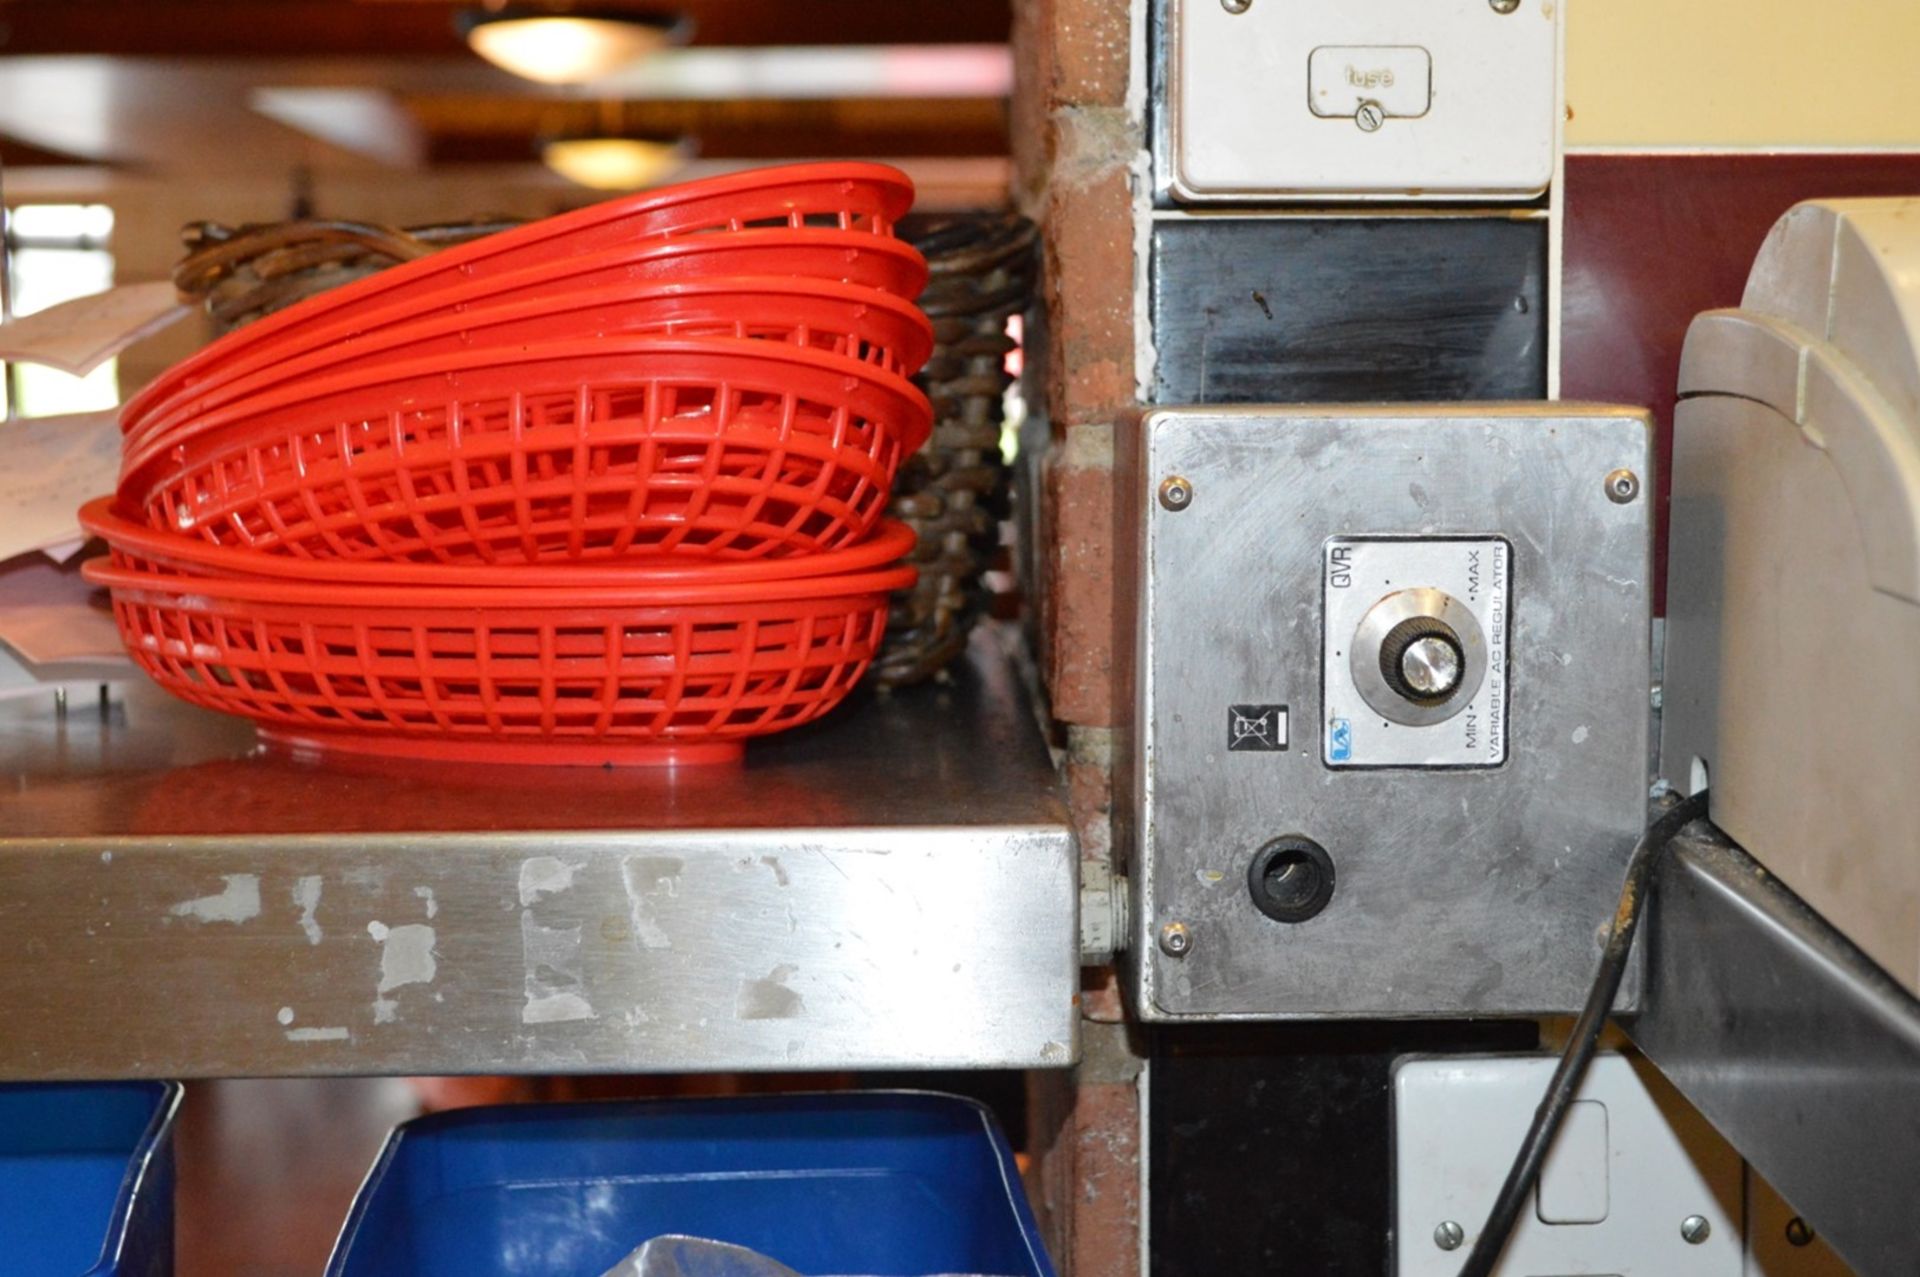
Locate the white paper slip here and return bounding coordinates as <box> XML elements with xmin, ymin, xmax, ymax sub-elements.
<box><xmin>0</xmin><ymin>408</ymin><xmax>121</xmax><ymax>561</ymax></box>
<box><xmin>0</xmin><ymin>280</ymin><xmax>191</xmax><ymax>376</ymax></box>
<box><xmin>40</xmin><ymin>538</ymin><xmax>87</xmax><ymax>563</ymax></box>
<box><xmin>0</xmin><ymin>640</ymin><xmax>129</xmax><ymax>701</ymax></box>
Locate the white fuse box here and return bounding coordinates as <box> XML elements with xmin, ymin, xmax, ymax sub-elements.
<box><xmin>1167</xmin><ymin>0</ymin><xmax>1561</xmax><ymax>203</ymax></box>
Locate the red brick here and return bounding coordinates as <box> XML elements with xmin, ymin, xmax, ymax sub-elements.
<box><xmin>1042</xmin><ymin>159</ymin><xmax>1136</xmax><ymax>430</ymax></box>
<box><xmin>1049</xmin><ymin>0</ymin><xmax>1132</xmax><ymax>109</ymax></box>
<box><xmin>1045</xmin><ymin>447</ymin><xmax>1116</xmax><ymax>726</ymax></box>
<box><xmin>1023</xmin><ymin>1034</ymin><xmax>1144</xmax><ymax>1277</ymax></box>
<box><xmin>1009</xmin><ymin>0</ymin><xmax>1053</xmax><ymax>213</ymax></box>
<box><xmin>1012</xmin><ymin>0</ymin><xmax>1130</xmax><ymax>118</ymax></box>
<box><xmin>1070</xmin><ymin>1080</ymin><xmax>1142</xmax><ymax>1276</ymax></box>
<box><xmin>1009</xmin><ymin>1</ymin><xmax>1145</xmax><ymax>1268</ymax></box>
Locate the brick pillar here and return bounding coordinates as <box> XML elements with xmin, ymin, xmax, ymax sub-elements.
<box><xmin>1011</xmin><ymin>1</ymin><xmax>1146</xmax><ymax>1273</ymax></box>
<box><xmin>1027</xmin><ymin>1021</ymin><xmax>1144</xmax><ymax>1277</ymax></box>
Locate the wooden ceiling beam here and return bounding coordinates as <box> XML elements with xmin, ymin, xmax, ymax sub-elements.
<box><xmin>0</xmin><ymin>133</ymin><xmax>90</xmax><ymax>166</ymax></box>
<box><xmin>415</xmin><ymin>95</ymin><xmax>1008</xmax><ymax>162</ymax></box>
<box><xmin>0</xmin><ymin>1</ymin><xmax>1011</xmax><ymax>56</ymax></box>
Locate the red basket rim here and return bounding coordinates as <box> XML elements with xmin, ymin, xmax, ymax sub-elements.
<box><xmin>126</xmin><ymin>164</ymin><xmax>917</xmax><ymax>420</ymax></box>
<box><xmin>83</xmin><ymin>497</ymin><xmax>919</xmax><ymax>586</ymax></box>
<box><xmin>125</xmin><ymin>226</ymin><xmax>931</xmax><ymax>430</ymax></box>
<box><xmin>123</xmin><ymin>225</ymin><xmax>933</xmax><ymax>433</ymax></box>
<box><xmin>127</xmin><ymin>275</ymin><xmax>936</xmax><ymax>443</ymax></box>
<box><xmin>121</xmin><ymin>333</ymin><xmax>935</xmax><ymax>482</ymax></box>
<box><xmin>82</xmin><ymin>556</ymin><xmax>917</xmax><ymax>608</ymax></box>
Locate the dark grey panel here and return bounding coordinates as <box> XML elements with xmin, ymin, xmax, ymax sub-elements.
<box><xmin>1148</xmin><ymin>1021</ymin><xmax>1538</xmax><ymax>1277</ymax></box>
<box><xmin>1150</xmin><ymin>217</ymin><xmax>1548</xmax><ymax>404</ymax></box>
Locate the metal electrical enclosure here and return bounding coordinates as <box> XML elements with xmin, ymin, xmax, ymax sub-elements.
<box><xmin>1126</xmin><ymin>405</ymin><xmax>1654</xmax><ymax>1019</ymax></box>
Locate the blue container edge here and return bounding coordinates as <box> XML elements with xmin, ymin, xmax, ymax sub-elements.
<box><xmin>93</xmin><ymin>1080</ymin><xmax>183</xmax><ymax>1277</ymax></box>
<box><xmin>324</xmin><ymin>1089</ymin><xmax>1054</xmax><ymax>1277</ymax></box>
<box><xmin>4</xmin><ymin>1079</ymin><xmax>184</xmax><ymax>1277</ymax></box>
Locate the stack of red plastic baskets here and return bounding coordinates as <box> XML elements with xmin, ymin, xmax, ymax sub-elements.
<box><xmin>83</xmin><ymin>163</ymin><xmax>933</xmax><ymax>766</ymax></box>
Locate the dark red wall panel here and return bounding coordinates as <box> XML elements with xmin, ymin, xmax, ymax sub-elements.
<box><xmin>1560</xmin><ymin>151</ymin><xmax>1920</xmax><ymax>607</ymax></box>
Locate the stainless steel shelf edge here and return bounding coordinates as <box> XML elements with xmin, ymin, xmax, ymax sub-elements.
<box><xmin>0</xmin><ymin>629</ymin><xmax>1079</xmax><ymax>1078</ymax></box>
<box><xmin>0</xmin><ymin>826</ymin><xmax>1076</xmax><ymax>1078</ymax></box>
<box><xmin>1629</xmin><ymin>822</ymin><xmax>1920</xmax><ymax>1276</ymax></box>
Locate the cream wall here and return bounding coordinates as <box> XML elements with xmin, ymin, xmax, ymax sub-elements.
<box><xmin>1567</xmin><ymin>0</ymin><xmax>1920</xmax><ymax>148</ymax></box>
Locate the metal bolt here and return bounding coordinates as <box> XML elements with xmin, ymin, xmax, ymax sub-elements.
<box><xmin>1605</xmin><ymin>468</ymin><xmax>1641</xmax><ymax>504</ymax></box>
<box><xmin>1433</xmin><ymin>1221</ymin><xmax>1465</xmax><ymax>1251</ymax></box>
<box><xmin>1355</xmin><ymin>100</ymin><xmax>1386</xmax><ymax>133</ymax></box>
<box><xmin>1489</xmin><ymin>0</ymin><xmax>1521</xmax><ymax>12</ymax></box>
<box><xmin>1158</xmin><ymin>476</ymin><xmax>1194</xmax><ymax>512</ymax></box>
<box><xmin>1650</xmin><ymin>682</ymin><xmax>1664</xmax><ymax>710</ymax></box>
<box><xmin>1681</xmin><ymin>1215</ymin><xmax>1712</xmax><ymax>1245</ymax></box>
<box><xmin>1786</xmin><ymin>1217</ymin><xmax>1815</xmax><ymax>1247</ymax></box>
<box><xmin>1221</xmin><ymin>0</ymin><xmax>1252</xmax><ymax>12</ymax></box>
<box><xmin>1158</xmin><ymin>921</ymin><xmax>1193</xmax><ymax>957</ymax></box>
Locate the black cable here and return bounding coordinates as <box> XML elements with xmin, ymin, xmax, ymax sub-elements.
<box><xmin>1455</xmin><ymin>789</ymin><xmax>1710</xmax><ymax>1277</ymax></box>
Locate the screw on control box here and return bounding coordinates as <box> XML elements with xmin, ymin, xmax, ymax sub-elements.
<box><xmin>1126</xmin><ymin>405</ymin><xmax>1655</xmax><ymax>1019</ymax></box>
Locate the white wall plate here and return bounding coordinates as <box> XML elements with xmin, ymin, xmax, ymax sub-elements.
<box><xmin>1169</xmin><ymin>0</ymin><xmax>1560</xmax><ymax>202</ymax></box>
<box><xmin>1395</xmin><ymin>1054</ymin><xmax>1743</xmax><ymax>1276</ymax></box>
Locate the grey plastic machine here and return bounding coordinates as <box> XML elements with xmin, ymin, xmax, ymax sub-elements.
<box><xmin>1663</xmin><ymin>198</ymin><xmax>1920</xmax><ymax>994</ymax></box>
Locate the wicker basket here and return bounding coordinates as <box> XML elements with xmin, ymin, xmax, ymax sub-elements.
<box><xmin>875</xmin><ymin>212</ymin><xmax>1038</xmax><ymax>688</ymax></box>
<box><xmin>168</xmin><ymin>208</ymin><xmax>1037</xmax><ymax>687</ymax></box>
<box><xmin>175</xmin><ymin>218</ymin><xmax>523</xmax><ymax>334</ymax></box>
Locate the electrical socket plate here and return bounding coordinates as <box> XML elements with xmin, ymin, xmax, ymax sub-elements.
<box><xmin>1168</xmin><ymin>0</ymin><xmax>1560</xmax><ymax>202</ymax></box>
<box><xmin>1394</xmin><ymin>1054</ymin><xmax>1858</xmax><ymax>1277</ymax></box>
<box><xmin>1396</xmin><ymin>1053</ymin><xmax>1742</xmax><ymax>1276</ymax></box>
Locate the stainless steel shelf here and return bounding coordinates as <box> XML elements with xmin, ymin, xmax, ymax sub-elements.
<box><xmin>0</xmin><ymin>628</ymin><xmax>1078</xmax><ymax>1079</ymax></box>
<box><xmin>1630</xmin><ymin>821</ymin><xmax>1920</xmax><ymax>1276</ymax></box>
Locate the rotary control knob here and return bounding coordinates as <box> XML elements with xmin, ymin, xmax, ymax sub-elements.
<box><xmin>1378</xmin><ymin>616</ymin><xmax>1465</xmax><ymax>705</ymax></box>
<box><xmin>1350</xmin><ymin>588</ymin><xmax>1489</xmax><ymax>728</ymax></box>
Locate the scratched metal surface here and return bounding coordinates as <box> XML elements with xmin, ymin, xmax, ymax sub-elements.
<box><xmin>1632</xmin><ymin>825</ymin><xmax>1920</xmax><ymax>1276</ymax></box>
<box><xmin>0</xmin><ymin>628</ymin><xmax>1077</xmax><ymax>1077</ymax></box>
<box><xmin>1128</xmin><ymin>406</ymin><xmax>1654</xmax><ymax>1018</ymax></box>
<box><xmin>1149</xmin><ymin>216</ymin><xmax>1548</xmax><ymax>405</ymax></box>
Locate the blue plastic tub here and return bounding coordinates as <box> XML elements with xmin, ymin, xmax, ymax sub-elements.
<box><xmin>0</xmin><ymin>1080</ymin><xmax>183</xmax><ymax>1277</ymax></box>
<box><xmin>327</xmin><ymin>1091</ymin><xmax>1054</xmax><ymax>1277</ymax></box>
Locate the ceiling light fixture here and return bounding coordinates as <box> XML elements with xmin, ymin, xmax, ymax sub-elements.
<box><xmin>460</xmin><ymin>8</ymin><xmax>687</xmax><ymax>86</ymax></box>
<box><xmin>542</xmin><ymin>136</ymin><xmax>690</xmax><ymax>191</ymax></box>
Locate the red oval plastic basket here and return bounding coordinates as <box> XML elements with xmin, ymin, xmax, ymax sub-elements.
<box><xmin>82</xmin><ymin>498</ymin><xmax>919</xmax><ymax>587</ymax></box>
<box><xmin>83</xmin><ymin>556</ymin><xmax>915</xmax><ymax>767</ymax></box>
<box><xmin>126</xmin><ymin>163</ymin><xmax>915</xmax><ymax>425</ymax></box>
<box><xmin>120</xmin><ymin>337</ymin><xmax>933</xmax><ymax>565</ymax></box>
<box><xmin>125</xmin><ymin>277</ymin><xmax>934</xmax><ymax>456</ymax></box>
<box><xmin>123</xmin><ymin>229</ymin><xmax>930</xmax><ymax>437</ymax></box>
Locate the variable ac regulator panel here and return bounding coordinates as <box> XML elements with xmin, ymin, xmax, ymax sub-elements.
<box><xmin>1128</xmin><ymin>406</ymin><xmax>1653</xmax><ymax>1019</ymax></box>
<box><xmin>1167</xmin><ymin>0</ymin><xmax>1561</xmax><ymax>202</ymax></box>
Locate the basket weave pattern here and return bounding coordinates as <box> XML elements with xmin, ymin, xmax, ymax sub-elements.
<box><xmin>136</xmin><ymin>356</ymin><xmax>912</xmax><ymax>564</ymax></box>
<box><xmin>165</xmin><ymin>205</ymin><xmax>1034</xmax><ymax>683</ymax></box>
